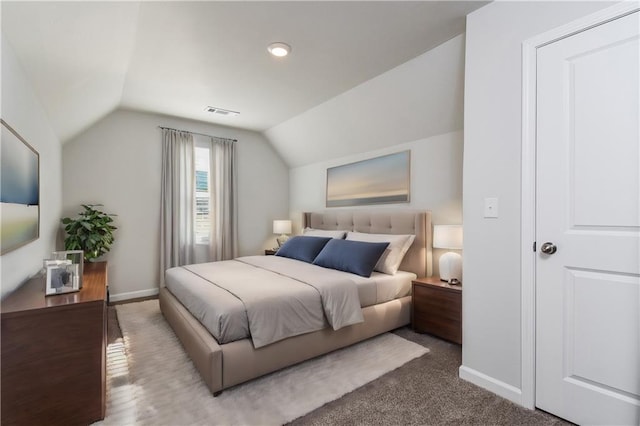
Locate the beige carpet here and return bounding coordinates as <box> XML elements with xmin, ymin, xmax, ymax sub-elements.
<box><xmin>98</xmin><ymin>300</ymin><xmax>428</xmax><ymax>425</ymax></box>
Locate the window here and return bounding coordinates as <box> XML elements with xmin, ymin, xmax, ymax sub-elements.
<box><xmin>194</xmin><ymin>145</ymin><xmax>210</xmax><ymax>244</ymax></box>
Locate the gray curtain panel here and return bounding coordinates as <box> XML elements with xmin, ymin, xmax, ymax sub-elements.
<box><xmin>208</xmin><ymin>137</ymin><xmax>238</xmax><ymax>261</ymax></box>
<box><xmin>159</xmin><ymin>129</ymin><xmax>238</xmax><ymax>287</ymax></box>
<box><xmin>160</xmin><ymin>129</ymin><xmax>195</xmax><ymax>287</ymax></box>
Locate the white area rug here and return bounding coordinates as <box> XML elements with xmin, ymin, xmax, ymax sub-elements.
<box><xmin>100</xmin><ymin>300</ymin><xmax>428</xmax><ymax>425</ymax></box>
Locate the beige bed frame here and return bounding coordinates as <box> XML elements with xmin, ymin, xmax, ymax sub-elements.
<box><xmin>159</xmin><ymin>209</ymin><xmax>432</xmax><ymax>395</ymax></box>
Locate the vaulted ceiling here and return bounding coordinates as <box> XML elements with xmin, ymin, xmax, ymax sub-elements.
<box><xmin>2</xmin><ymin>1</ymin><xmax>486</xmax><ymax>148</ymax></box>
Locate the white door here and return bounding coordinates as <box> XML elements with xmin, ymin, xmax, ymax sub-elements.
<box><xmin>535</xmin><ymin>10</ymin><xmax>640</xmax><ymax>425</ymax></box>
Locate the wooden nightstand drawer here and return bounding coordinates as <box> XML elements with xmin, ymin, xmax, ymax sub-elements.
<box><xmin>413</xmin><ymin>313</ymin><xmax>461</xmax><ymax>342</ymax></box>
<box><xmin>411</xmin><ymin>277</ymin><xmax>462</xmax><ymax>344</ymax></box>
<box><xmin>413</xmin><ymin>285</ymin><xmax>461</xmax><ymax>321</ymax></box>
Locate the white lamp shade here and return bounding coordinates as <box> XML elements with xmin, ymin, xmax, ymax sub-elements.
<box><xmin>433</xmin><ymin>225</ymin><xmax>463</xmax><ymax>250</ymax></box>
<box><xmin>273</xmin><ymin>220</ymin><xmax>292</xmax><ymax>235</ymax></box>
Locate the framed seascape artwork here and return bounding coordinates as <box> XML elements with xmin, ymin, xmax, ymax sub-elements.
<box><xmin>326</xmin><ymin>150</ymin><xmax>410</xmax><ymax>207</ymax></box>
<box><xmin>1</xmin><ymin>119</ymin><xmax>39</xmax><ymax>255</ymax></box>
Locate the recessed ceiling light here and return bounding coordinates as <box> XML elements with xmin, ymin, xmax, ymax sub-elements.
<box><xmin>268</xmin><ymin>42</ymin><xmax>291</xmax><ymax>58</ymax></box>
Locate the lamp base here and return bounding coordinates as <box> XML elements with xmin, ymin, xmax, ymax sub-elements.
<box><xmin>439</xmin><ymin>251</ymin><xmax>462</xmax><ymax>284</ymax></box>
<box><xmin>276</xmin><ymin>234</ymin><xmax>289</xmax><ymax>247</ymax></box>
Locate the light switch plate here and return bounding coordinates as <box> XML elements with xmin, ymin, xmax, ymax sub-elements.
<box><xmin>484</xmin><ymin>197</ymin><xmax>498</xmax><ymax>218</ymax></box>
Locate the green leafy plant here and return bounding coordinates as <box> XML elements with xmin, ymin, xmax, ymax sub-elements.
<box><xmin>61</xmin><ymin>204</ymin><xmax>117</xmax><ymax>262</ymax></box>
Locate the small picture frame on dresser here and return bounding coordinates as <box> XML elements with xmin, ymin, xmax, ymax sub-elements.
<box><xmin>45</xmin><ymin>263</ymin><xmax>80</xmax><ymax>296</ymax></box>
<box><xmin>52</xmin><ymin>250</ymin><xmax>84</xmax><ymax>288</ymax></box>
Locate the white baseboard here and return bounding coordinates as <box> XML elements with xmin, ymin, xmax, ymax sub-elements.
<box><xmin>110</xmin><ymin>288</ymin><xmax>159</xmax><ymax>303</ymax></box>
<box><xmin>459</xmin><ymin>365</ymin><xmax>524</xmax><ymax>406</ymax></box>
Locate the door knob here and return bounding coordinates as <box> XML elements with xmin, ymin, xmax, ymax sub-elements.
<box><xmin>540</xmin><ymin>242</ymin><xmax>557</xmax><ymax>255</ymax></box>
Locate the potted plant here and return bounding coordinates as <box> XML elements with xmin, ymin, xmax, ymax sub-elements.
<box><xmin>61</xmin><ymin>204</ymin><xmax>117</xmax><ymax>262</ymax></box>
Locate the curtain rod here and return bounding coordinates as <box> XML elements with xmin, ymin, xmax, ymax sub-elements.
<box><xmin>158</xmin><ymin>126</ymin><xmax>237</xmax><ymax>142</ymax></box>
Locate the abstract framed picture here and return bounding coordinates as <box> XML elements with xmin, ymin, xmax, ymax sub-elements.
<box><xmin>52</xmin><ymin>250</ymin><xmax>84</xmax><ymax>288</ymax></box>
<box><xmin>326</xmin><ymin>150</ymin><xmax>410</xmax><ymax>207</ymax></box>
<box><xmin>45</xmin><ymin>263</ymin><xmax>80</xmax><ymax>296</ymax></box>
<box><xmin>1</xmin><ymin>119</ymin><xmax>40</xmax><ymax>255</ymax></box>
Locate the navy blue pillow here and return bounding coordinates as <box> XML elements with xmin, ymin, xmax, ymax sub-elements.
<box><xmin>275</xmin><ymin>236</ymin><xmax>332</xmax><ymax>263</ymax></box>
<box><xmin>312</xmin><ymin>239</ymin><xmax>389</xmax><ymax>277</ymax></box>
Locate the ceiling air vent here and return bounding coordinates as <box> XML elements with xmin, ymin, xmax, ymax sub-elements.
<box><xmin>204</xmin><ymin>106</ymin><xmax>239</xmax><ymax>116</ymax></box>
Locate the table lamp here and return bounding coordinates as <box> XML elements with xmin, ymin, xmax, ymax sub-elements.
<box><xmin>433</xmin><ymin>225</ymin><xmax>463</xmax><ymax>284</ymax></box>
<box><xmin>273</xmin><ymin>220</ymin><xmax>292</xmax><ymax>248</ymax></box>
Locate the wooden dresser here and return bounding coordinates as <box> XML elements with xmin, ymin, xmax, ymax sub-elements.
<box><xmin>1</xmin><ymin>261</ymin><xmax>108</xmax><ymax>425</ymax></box>
<box><xmin>411</xmin><ymin>276</ymin><xmax>462</xmax><ymax>344</ymax></box>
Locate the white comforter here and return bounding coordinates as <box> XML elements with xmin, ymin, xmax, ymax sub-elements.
<box><xmin>165</xmin><ymin>256</ymin><xmax>364</xmax><ymax>348</ymax></box>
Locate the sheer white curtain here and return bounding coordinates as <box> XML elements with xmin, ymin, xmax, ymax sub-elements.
<box><xmin>159</xmin><ymin>129</ymin><xmax>195</xmax><ymax>286</ymax></box>
<box><xmin>207</xmin><ymin>136</ymin><xmax>238</xmax><ymax>261</ymax></box>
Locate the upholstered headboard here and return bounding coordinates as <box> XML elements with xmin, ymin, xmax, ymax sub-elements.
<box><xmin>302</xmin><ymin>210</ymin><xmax>432</xmax><ymax>277</ymax></box>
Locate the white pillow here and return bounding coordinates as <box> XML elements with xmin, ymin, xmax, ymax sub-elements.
<box><xmin>302</xmin><ymin>228</ymin><xmax>347</xmax><ymax>239</ymax></box>
<box><xmin>345</xmin><ymin>232</ymin><xmax>415</xmax><ymax>275</ymax></box>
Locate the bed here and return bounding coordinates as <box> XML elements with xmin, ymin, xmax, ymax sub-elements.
<box><xmin>159</xmin><ymin>209</ymin><xmax>432</xmax><ymax>395</ymax></box>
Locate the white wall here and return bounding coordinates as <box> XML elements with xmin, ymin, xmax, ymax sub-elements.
<box><xmin>290</xmin><ymin>130</ymin><xmax>463</xmax><ymax>276</ymax></box>
<box><xmin>0</xmin><ymin>35</ymin><xmax>62</xmax><ymax>298</ymax></box>
<box><xmin>62</xmin><ymin>109</ymin><xmax>288</xmax><ymax>300</ymax></box>
<box><xmin>462</xmin><ymin>0</ymin><xmax>617</xmax><ymax>404</ymax></box>
<box><xmin>284</xmin><ymin>36</ymin><xmax>466</xmax><ymax>276</ymax></box>
<box><xmin>266</xmin><ymin>34</ymin><xmax>465</xmax><ymax>168</ymax></box>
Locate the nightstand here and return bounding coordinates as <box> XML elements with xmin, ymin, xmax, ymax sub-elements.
<box><xmin>411</xmin><ymin>276</ymin><xmax>462</xmax><ymax>344</ymax></box>
<box><xmin>264</xmin><ymin>248</ymin><xmax>278</xmax><ymax>255</ymax></box>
